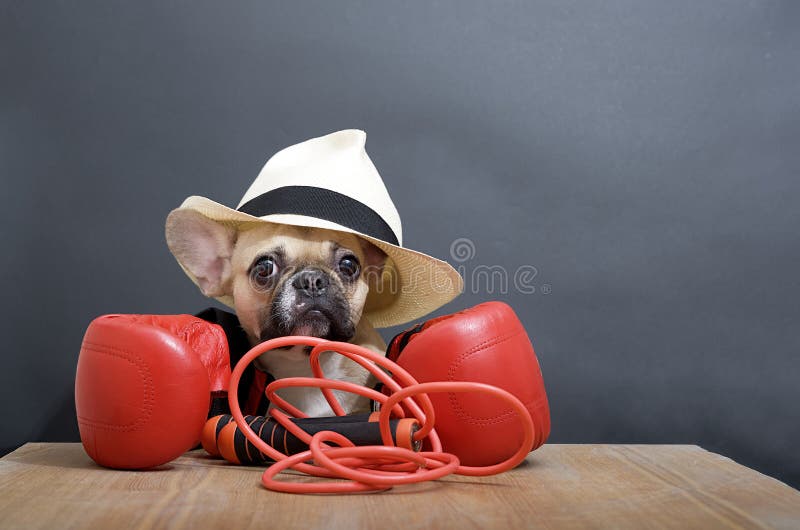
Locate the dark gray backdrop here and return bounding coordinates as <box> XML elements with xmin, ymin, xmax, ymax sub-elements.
<box><xmin>2</xmin><ymin>1</ymin><xmax>798</xmax><ymax>488</ymax></box>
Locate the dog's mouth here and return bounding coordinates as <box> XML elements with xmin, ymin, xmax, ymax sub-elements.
<box><xmin>290</xmin><ymin>308</ymin><xmax>333</xmax><ymax>338</ymax></box>
<box><xmin>262</xmin><ymin>287</ymin><xmax>357</xmax><ymax>343</ymax></box>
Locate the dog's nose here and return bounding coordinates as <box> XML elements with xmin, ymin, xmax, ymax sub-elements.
<box><xmin>292</xmin><ymin>269</ymin><xmax>329</xmax><ymax>297</ymax></box>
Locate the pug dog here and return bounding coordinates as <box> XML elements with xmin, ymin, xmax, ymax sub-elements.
<box><xmin>166</xmin><ymin>210</ymin><xmax>387</xmax><ymax>416</ymax></box>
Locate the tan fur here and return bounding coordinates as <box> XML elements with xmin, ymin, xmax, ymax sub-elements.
<box><xmin>167</xmin><ymin>215</ymin><xmax>387</xmax><ymax>416</ymax></box>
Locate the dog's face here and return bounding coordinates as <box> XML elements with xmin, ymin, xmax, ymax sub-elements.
<box><xmin>231</xmin><ymin>224</ymin><xmax>384</xmax><ymax>344</ymax></box>
<box><xmin>166</xmin><ymin>211</ymin><xmax>386</xmax><ymax>345</ymax></box>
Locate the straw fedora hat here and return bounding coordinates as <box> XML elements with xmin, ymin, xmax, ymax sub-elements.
<box><xmin>165</xmin><ymin>129</ymin><xmax>463</xmax><ymax>328</ymax></box>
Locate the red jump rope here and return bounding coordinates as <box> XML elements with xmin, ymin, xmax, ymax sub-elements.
<box><xmin>220</xmin><ymin>335</ymin><xmax>537</xmax><ymax>494</ymax></box>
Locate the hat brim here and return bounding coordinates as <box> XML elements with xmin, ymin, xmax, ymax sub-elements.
<box><xmin>166</xmin><ymin>195</ymin><xmax>463</xmax><ymax>328</ymax></box>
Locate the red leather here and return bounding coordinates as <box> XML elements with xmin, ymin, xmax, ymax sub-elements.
<box><xmin>121</xmin><ymin>314</ymin><xmax>232</xmax><ymax>393</ymax></box>
<box><xmin>75</xmin><ymin>314</ymin><xmax>230</xmax><ymax>469</ymax></box>
<box><xmin>392</xmin><ymin>301</ymin><xmax>550</xmax><ymax>466</ymax></box>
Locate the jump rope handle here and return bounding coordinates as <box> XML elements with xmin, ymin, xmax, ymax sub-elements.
<box><xmin>202</xmin><ymin>413</ymin><xmax>420</xmax><ymax>465</ymax></box>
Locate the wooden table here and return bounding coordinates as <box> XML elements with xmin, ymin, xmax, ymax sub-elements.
<box><xmin>1</xmin><ymin>443</ymin><xmax>798</xmax><ymax>529</ymax></box>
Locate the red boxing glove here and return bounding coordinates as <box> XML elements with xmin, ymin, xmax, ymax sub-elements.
<box><xmin>386</xmin><ymin>301</ymin><xmax>551</xmax><ymax>467</ymax></box>
<box><xmin>75</xmin><ymin>314</ymin><xmax>232</xmax><ymax>469</ymax></box>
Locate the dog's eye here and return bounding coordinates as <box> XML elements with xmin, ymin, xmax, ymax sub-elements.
<box><xmin>337</xmin><ymin>255</ymin><xmax>360</xmax><ymax>279</ymax></box>
<box><xmin>251</xmin><ymin>256</ymin><xmax>278</xmax><ymax>288</ymax></box>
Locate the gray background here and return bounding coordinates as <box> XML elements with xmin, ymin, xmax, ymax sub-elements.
<box><xmin>2</xmin><ymin>1</ymin><xmax>798</xmax><ymax>488</ymax></box>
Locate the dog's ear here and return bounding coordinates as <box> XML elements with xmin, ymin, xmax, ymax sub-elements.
<box><xmin>165</xmin><ymin>210</ymin><xmax>238</xmax><ymax>297</ymax></box>
<box><xmin>359</xmin><ymin>239</ymin><xmax>387</xmax><ymax>286</ymax></box>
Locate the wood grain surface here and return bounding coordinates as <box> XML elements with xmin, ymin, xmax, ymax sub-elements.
<box><xmin>0</xmin><ymin>443</ymin><xmax>797</xmax><ymax>529</ymax></box>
